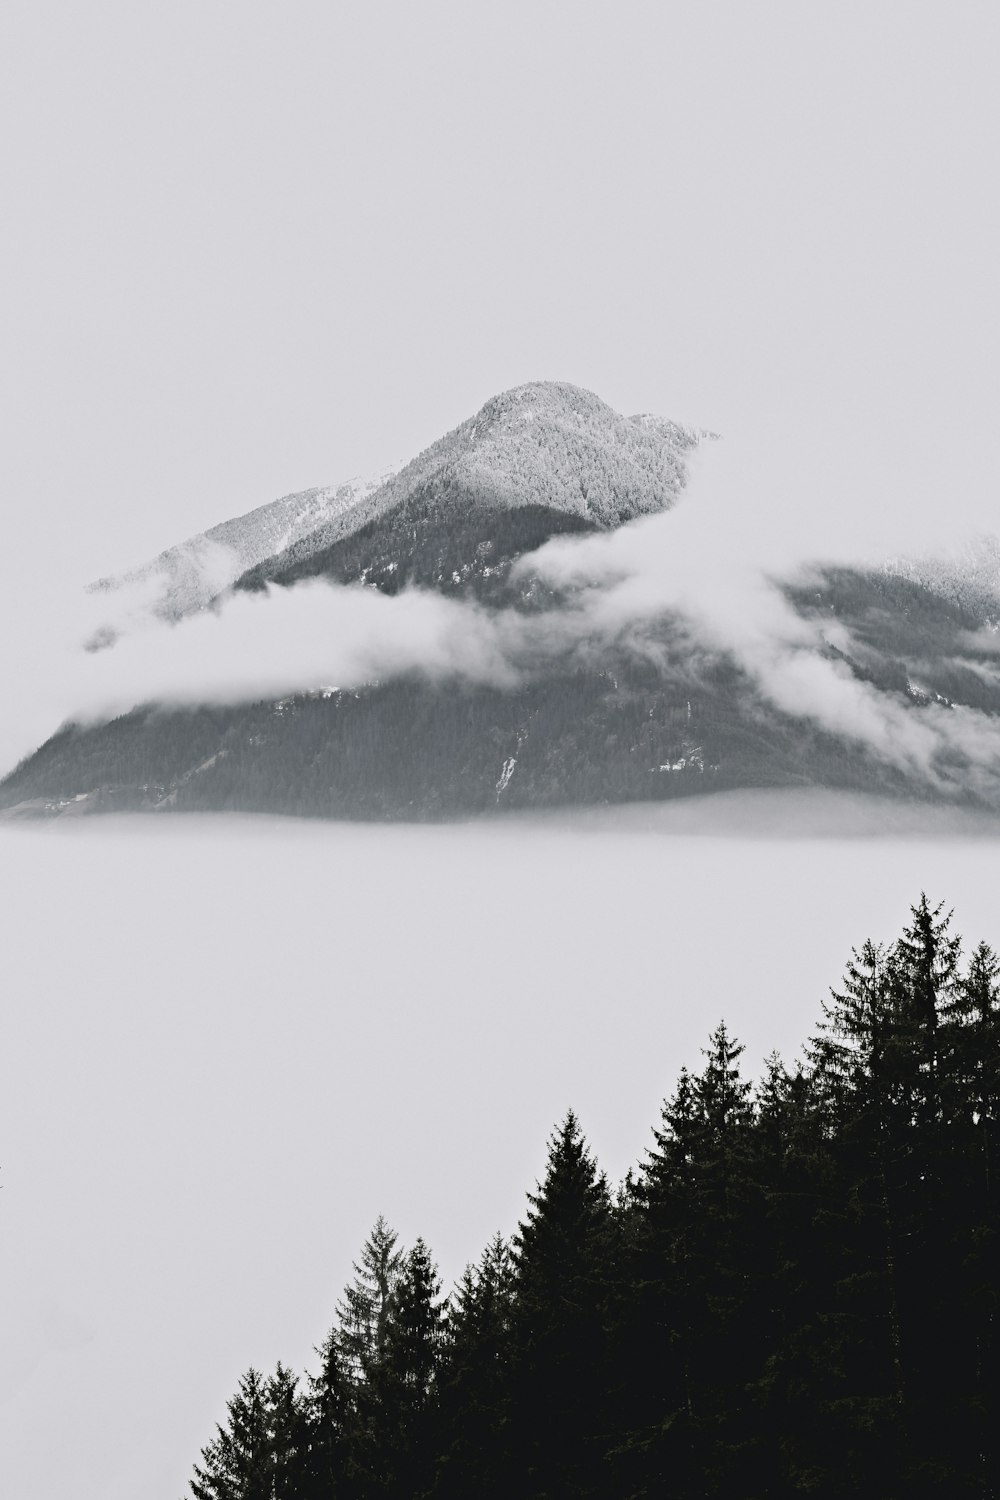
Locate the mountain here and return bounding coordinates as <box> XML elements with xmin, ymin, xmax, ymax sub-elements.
<box><xmin>4</xmin><ymin>381</ymin><xmax>1000</xmax><ymax>821</ymax></box>
<box><xmin>228</xmin><ymin>380</ymin><xmax>705</xmax><ymax>606</ymax></box>
<box><xmin>87</xmin><ymin>381</ymin><xmax>704</xmax><ymax>630</ymax></box>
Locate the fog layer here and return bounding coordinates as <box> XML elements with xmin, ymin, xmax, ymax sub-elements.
<box><xmin>4</xmin><ymin>803</ymin><xmax>1000</xmax><ymax>1498</ymax></box>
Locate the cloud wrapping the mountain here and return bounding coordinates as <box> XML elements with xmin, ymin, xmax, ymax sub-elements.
<box><xmin>68</xmin><ymin>578</ymin><xmax>520</xmax><ymax>719</ymax></box>
<box><xmin>522</xmin><ymin>444</ymin><xmax>1000</xmax><ymax>796</ymax></box>
<box><xmin>6</xmin><ymin>433</ymin><xmax>1000</xmax><ymax>800</ymax></box>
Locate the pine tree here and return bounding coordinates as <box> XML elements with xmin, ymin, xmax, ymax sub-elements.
<box><xmin>947</xmin><ymin>939</ymin><xmax>1000</xmax><ymax>1195</ymax></box>
<box><xmin>609</xmin><ymin>1065</ymin><xmax>699</xmax><ymax>1497</ymax></box>
<box><xmin>628</xmin><ymin>1025</ymin><xmax>760</xmax><ymax>1497</ymax></box>
<box><xmin>265</xmin><ymin>1364</ymin><xmax>310</xmax><ymax>1499</ymax></box>
<box><xmin>301</xmin><ymin>1331</ymin><xmax>352</xmax><ymax>1499</ymax></box>
<box><xmin>189</xmin><ymin>1364</ymin><xmax>307</xmax><ymax>1500</ymax></box>
<box><xmin>382</xmin><ymin>1239</ymin><xmax>445</xmax><ymax>1408</ymax></box>
<box><xmin>809</xmin><ymin>933</ymin><xmax>911</xmax><ymax>1489</ymax></box>
<box><xmin>312</xmin><ymin>1217</ymin><xmax>404</xmax><ymax>1500</ymax></box>
<box><xmin>810</xmin><ymin>938</ymin><xmax>894</xmax><ymax>1119</ymax></box>
<box><xmin>190</xmin><ymin>1368</ymin><xmax>271</xmax><ymax>1500</ymax></box>
<box><xmin>937</xmin><ymin>939</ymin><xmax>1000</xmax><ymax>1493</ymax></box>
<box><xmin>436</xmin><ymin>1235</ymin><xmax>516</xmax><ymax>1499</ymax></box>
<box><xmin>749</xmin><ymin>1054</ymin><xmax>846</xmax><ymax>1495</ymax></box>
<box><xmin>892</xmin><ymin>893</ymin><xmax>961</xmax><ymax>1130</ymax></box>
<box><xmin>510</xmin><ymin>1110</ymin><xmax>613</xmax><ymax>1498</ymax></box>
<box><xmin>334</xmin><ymin>1216</ymin><xmax>403</xmax><ymax>1385</ymax></box>
<box><xmin>377</xmin><ymin>1238</ymin><xmax>447</xmax><ymax>1500</ymax></box>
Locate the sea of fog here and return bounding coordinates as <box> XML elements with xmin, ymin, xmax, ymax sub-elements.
<box><xmin>4</xmin><ymin>791</ymin><xmax>1000</xmax><ymax>1499</ymax></box>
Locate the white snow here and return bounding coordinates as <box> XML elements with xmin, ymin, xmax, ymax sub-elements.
<box><xmin>496</xmin><ymin>757</ymin><xmax>517</xmax><ymax>797</ymax></box>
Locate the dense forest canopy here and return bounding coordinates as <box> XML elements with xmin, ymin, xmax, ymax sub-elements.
<box><xmin>186</xmin><ymin>895</ymin><xmax>1000</xmax><ymax>1499</ymax></box>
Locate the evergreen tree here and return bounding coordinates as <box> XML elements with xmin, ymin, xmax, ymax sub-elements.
<box><xmin>265</xmin><ymin>1364</ymin><xmax>310</xmax><ymax>1499</ymax></box>
<box><xmin>301</xmin><ymin>1330</ymin><xmax>353</xmax><ymax>1499</ymax></box>
<box><xmin>810</xmin><ymin>938</ymin><xmax>894</xmax><ymax>1119</ymax></box>
<box><xmin>435</xmin><ymin>1234</ymin><xmax>515</xmax><ymax>1500</ymax></box>
<box><xmin>316</xmin><ymin>1217</ymin><xmax>404</xmax><ymax>1499</ymax></box>
<box><xmin>947</xmin><ymin>939</ymin><xmax>1000</xmax><ymax>1193</ymax></box>
<box><xmin>376</xmin><ymin>1238</ymin><xmax>447</xmax><ymax>1500</ymax></box>
<box><xmin>333</xmin><ymin>1216</ymin><xmax>403</xmax><ymax>1385</ymax></box>
<box><xmin>749</xmin><ymin>1054</ymin><xmax>845</xmax><ymax>1496</ymax></box>
<box><xmin>382</xmin><ymin>1239</ymin><xmax>445</xmax><ymax>1407</ymax></box>
<box><xmin>190</xmin><ymin>1364</ymin><xmax>307</xmax><ymax>1500</ymax></box>
<box><xmin>627</xmin><ymin>1026</ymin><xmax>760</xmax><ymax>1497</ymax></box>
<box><xmin>809</xmin><ymin>935</ymin><xmax>912</xmax><ymax>1490</ymax></box>
<box><xmin>938</xmin><ymin>939</ymin><xmax>1000</xmax><ymax>1493</ymax></box>
<box><xmin>510</xmin><ymin>1110</ymin><xmax>613</xmax><ymax>1498</ymax></box>
<box><xmin>891</xmin><ymin>893</ymin><xmax>961</xmax><ymax>1130</ymax></box>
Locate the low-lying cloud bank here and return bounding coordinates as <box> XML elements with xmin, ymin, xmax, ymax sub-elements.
<box><xmin>5</xmin><ymin>439</ymin><xmax>1000</xmax><ymax>797</ymax></box>
<box><xmin>78</xmin><ymin>580</ymin><xmax>521</xmax><ymax>709</ymax></box>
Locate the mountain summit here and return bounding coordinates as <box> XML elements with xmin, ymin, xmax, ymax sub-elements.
<box><xmin>229</xmin><ymin>380</ymin><xmax>704</xmax><ymax>601</ymax></box>
<box><xmin>85</xmin><ymin>382</ymin><xmax>703</xmax><ymax>630</ymax></box>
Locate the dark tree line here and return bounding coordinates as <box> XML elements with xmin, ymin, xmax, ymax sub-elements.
<box><xmin>187</xmin><ymin>896</ymin><xmax>1000</xmax><ymax>1499</ymax></box>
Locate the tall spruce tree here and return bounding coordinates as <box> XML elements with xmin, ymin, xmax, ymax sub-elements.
<box><xmin>302</xmin><ymin>1328</ymin><xmax>353</xmax><ymax>1499</ymax></box>
<box><xmin>749</xmin><ymin>1053</ymin><xmax>846</xmax><ymax>1495</ymax></box>
<box><xmin>936</xmin><ymin>939</ymin><xmax>1000</xmax><ymax>1493</ymax></box>
<box><xmin>628</xmin><ymin>1025</ymin><xmax>759</xmax><ymax>1498</ymax></box>
<box><xmin>809</xmin><ymin>934</ymin><xmax>911</xmax><ymax>1490</ymax></box>
<box><xmin>510</xmin><ymin>1110</ymin><xmax>613</xmax><ymax>1499</ymax></box>
<box><xmin>376</xmin><ymin>1238</ymin><xmax>447</xmax><ymax>1500</ymax></box>
<box><xmin>948</xmin><ymin>939</ymin><xmax>1000</xmax><ymax>1194</ymax></box>
<box><xmin>891</xmin><ymin>893</ymin><xmax>961</xmax><ymax>1130</ymax></box>
<box><xmin>319</xmin><ymin>1217</ymin><xmax>405</xmax><ymax>1500</ymax></box>
<box><xmin>265</xmin><ymin>1365</ymin><xmax>310</xmax><ymax>1499</ymax></box>
<box><xmin>435</xmin><ymin>1234</ymin><xmax>515</xmax><ymax>1500</ymax></box>
<box><xmin>334</xmin><ymin>1216</ymin><xmax>403</xmax><ymax>1385</ymax></box>
<box><xmin>189</xmin><ymin>1363</ymin><xmax>307</xmax><ymax>1500</ymax></box>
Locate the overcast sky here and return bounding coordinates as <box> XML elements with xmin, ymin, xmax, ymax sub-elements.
<box><xmin>2</xmin><ymin>5</ymin><xmax>1000</xmax><ymax>1498</ymax></box>
<box><xmin>3</xmin><ymin>1</ymin><xmax>998</xmax><ymax>589</ymax></box>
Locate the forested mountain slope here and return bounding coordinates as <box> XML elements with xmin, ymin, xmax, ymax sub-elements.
<box><xmin>6</xmin><ymin>565</ymin><xmax>1000</xmax><ymax>820</ymax></box>
<box><xmin>231</xmin><ymin>381</ymin><xmax>704</xmax><ymax>597</ymax></box>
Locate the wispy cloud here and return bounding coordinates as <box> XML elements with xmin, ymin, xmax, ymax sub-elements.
<box><xmin>521</xmin><ymin>442</ymin><xmax>1000</xmax><ymax>795</ymax></box>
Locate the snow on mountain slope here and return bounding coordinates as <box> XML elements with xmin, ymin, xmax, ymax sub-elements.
<box><xmin>884</xmin><ymin>535</ymin><xmax>1000</xmax><ymax>624</ymax></box>
<box><xmin>87</xmin><ymin>465</ymin><xmax>400</xmax><ymax>624</ymax></box>
<box><xmin>237</xmin><ymin>382</ymin><xmax>708</xmax><ymax>589</ymax></box>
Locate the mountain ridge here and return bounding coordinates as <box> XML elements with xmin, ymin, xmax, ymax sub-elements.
<box><xmin>86</xmin><ymin>381</ymin><xmax>705</xmax><ymax>629</ymax></box>
<box><xmin>230</xmin><ymin>380</ymin><xmax>705</xmax><ymax>598</ymax></box>
<box><xmin>87</xmin><ymin>464</ymin><xmax>401</xmax><ymax>625</ymax></box>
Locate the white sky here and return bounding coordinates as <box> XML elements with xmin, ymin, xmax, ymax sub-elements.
<box><xmin>3</xmin><ymin>1</ymin><xmax>998</xmax><ymax>587</ymax></box>
<box><xmin>2</xmin><ymin>5</ymin><xmax>1000</xmax><ymax>1497</ymax></box>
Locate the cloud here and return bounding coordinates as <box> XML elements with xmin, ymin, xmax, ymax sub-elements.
<box><xmin>32</xmin><ymin>578</ymin><xmax>521</xmax><ymax>732</ymax></box>
<box><xmin>520</xmin><ymin>441</ymin><xmax>1000</xmax><ymax>796</ymax></box>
